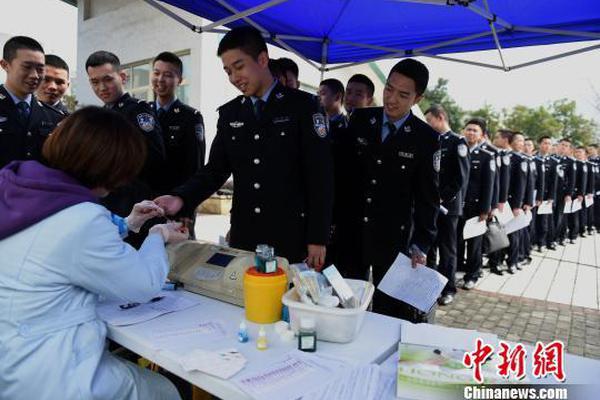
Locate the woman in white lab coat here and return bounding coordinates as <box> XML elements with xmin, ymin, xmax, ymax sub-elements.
<box><xmin>0</xmin><ymin>107</ymin><xmax>187</xmax><ymax>400</ymax></box>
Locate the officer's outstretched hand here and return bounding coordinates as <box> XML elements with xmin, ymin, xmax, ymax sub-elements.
<box><xmin>306</xmin><ymin>244</ymin><xmax>326</xmax><ymax>271</ymax></box>
<box><xmin>149</xmin><ymin>222</ymin><xmax>189</xmax><ymax>244</ymax></box>
<box><xmin>154</xmin><ymin>195</ymin><xmax>184</xmax><ymax>216</ymax></box>
<box><xmin>127</xmin><ymin>200</ymin><xmax>165</xmax><ymax>233</ymax></box>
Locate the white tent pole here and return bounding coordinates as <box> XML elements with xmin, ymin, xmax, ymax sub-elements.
<box><xmin>202</xmin><ymin>0</ymin><xmax>288</xmax><ymax>32</ymax></box>
<box><xmin>483</xmin><ymin>0</ymin><xmax>508</xmax><ymax>71</ymax></box>
<box><xmin>273</xmin><ymin>37</ymin><xmax>322</xmax><ymax>70</ymax></box>
<box><xmin>214</xmin><ymin>0</ymin><xmax>267</xmax><ymax>33</ymax></box>
<box><xmin>512</xmin><ymin>26</ymin><xmax>600</xmax><ymax>40</ymax></box>
<box><xmin>415</xmin><ymin>52</ymin><xmax>505</xmax><ymax>70</ymax></box>
<box><xmin>414</xmin><ymin>29</ymin><xmax>498</xmax><ymax>53</ymax></box>
<box><xmin>510</xmin><ymin>43</ymin><xmax>600</xmax><ymax>70</ymax></box>
<box><xmin>467</xmin><ymin>3</ymin><xmax>513</xmax><ymax>29</ymax></box>
<box><xmin>142</xmin><ymin>0</ymin><xmax>199</xmax><ymax>32</ymax></box>
<box><xmin>215</xmin><ymin>0</ymin><xmax>321</xmax><ymax>71</ymax></box>
<box><xmin>320</xmin><ymin>39</ymin><xmax>329</xmax><ymax>81</ymax></box>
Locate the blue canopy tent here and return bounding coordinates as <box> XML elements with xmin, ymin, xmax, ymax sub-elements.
<box><xmin>143</xmin><ymin>0</ymin><xmax>600</xmax><ymax>77</ymax></box>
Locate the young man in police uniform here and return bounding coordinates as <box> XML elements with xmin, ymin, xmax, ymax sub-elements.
<box><xmin>424</xmin><ymin>104</ymin><xmax>470</xmax><ymax>305</ymax></box>
<box><xmin>334</xmin><ymin>59</ymin><xmax>440</xmax><ymax>323</ymax></box>
<box><xmin>555</xmin><ymin>138</ymin><xmax>576</xmax><ymax>246</ymax></box>
<box><xmin>0</xmin><ymin>36</ymin><xmax>65</xmax><ymax>168</ymax></box>
<box><xmin>457</xmin><ymin>118</ymin><xmax>495</xmax><ymax>289</ymax></box>
<box><xmin>319</xmin><ymin>78</ymin><xmax>348</xmax><ymax>267</ymax></box>
<box><xmin>519</xmin><ymin>138</ymin><xmax>541</xmax><ymax>267</ymax></box>
<box><xmin>150</xmin><ymin>51</ymin><xmax>205</xmax><ymax>238</ymax></box>
<box><xmin>36</xmin><ymin>54</ymin><xmax>70</xmax><ymax>115</ymax></box>
<box><xmin>506</xmin><ymin>132</ymin><xmax>529</xmax><ymax>274</ymax></box>
<box><xmin>155</xmin><ymin>27</ymin><xmax>333</xmax><ymax>269</ymax></box>
<box><xmin>574</xmin><ymin>146</ymin><xmax>589</xmax><ymax>238</ymax></box>
<box><xmin>344</xmin><ymin>74</ymin><xmax>374</xmax><ymax>115</ymax></box>
<box><xmin>86</xmin><ymin>51</ymin><xmax>166</xmax><ymax>220</ymax></box>
<box><xmin>150</xmin><ymin>52</ymin><xmax>205</xmax><ymax>191</ymax></box>
<box><xmin>535</xmin><ymin>136</ymin><xmax>558</xmax><ymax>251</ymax></box>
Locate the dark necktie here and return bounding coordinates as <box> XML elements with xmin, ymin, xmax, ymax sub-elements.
<box><xmin>253</xmin><ymin>99</ymin><xmax>265</xmax><ymax>120</ymax></box>
<box><xmin>383</xmin><ymin>121</ymin><xmax>397</xmax><ymax>142</ymax></box>
<box><xmin>157</xmin><ymin>107</ymin><xmax>166</xmax><ymax>120</ymax></box>
<box><xmin>16</xmin><ymin>101</ymin><xmax>30</xmax><ymax>126</ymax></box>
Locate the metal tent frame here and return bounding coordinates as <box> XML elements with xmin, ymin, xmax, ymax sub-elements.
<box><xmin>143</xmin><ymin>0</ymin><xmax>600</xmax><ymax>79</ymax></box>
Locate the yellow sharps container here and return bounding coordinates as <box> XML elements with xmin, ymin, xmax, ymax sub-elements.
<box><xmin>243</xmin><ymin>267</ymin><xmax>288</xmax><ymax>323</ymax></box>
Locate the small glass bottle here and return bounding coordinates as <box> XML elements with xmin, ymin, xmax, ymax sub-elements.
<box><xmin>237</xmin><ymin>320</ymin><xmax>249</xmax><ymax>343</ymax></box>
<box><xmin>298</xmin><ymin>317</ymin><xmax>317</xmax><ymax>352</ymax></box>
<box><xmin>256</xmin><ymin>326</ymin><xmax>268</xmax><ymax>350</ymax></box>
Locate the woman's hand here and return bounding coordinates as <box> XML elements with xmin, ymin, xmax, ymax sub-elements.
<box><xmin>127</xmin><ymin>200</ymin><xmax>165</xmax><ymax>232</ymax></box>
<box><xmin>149</xmin><ymin>222</ymin><xmax>189</xmax><ymax>244</ymax></box>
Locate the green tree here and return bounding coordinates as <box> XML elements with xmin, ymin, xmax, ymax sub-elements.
<box><xmin>63</xmin><ymin>94</ymin><xmax>78</xmax><ymax>113</ymax></box>
<box><xmin>503</xmin><ymin>105</ymin><xmax>562</xmax><ymax>143</ymax></box>
<box><xmin>421</xmin><ymin>78</ymin><xmax>465</xmax><ymax>132</ymax></box>
<box><xmin>549</xmin><ymin>99</ymin><xmax>597</xmax><ymax>145</ymax></box>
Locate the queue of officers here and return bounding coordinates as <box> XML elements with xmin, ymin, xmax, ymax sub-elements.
<box><xmin>3</xmin><ymin>29</ymin><xmax>600</xmax><ymax>338</ymax></box>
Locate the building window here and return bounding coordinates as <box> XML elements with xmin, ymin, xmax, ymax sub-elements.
<box><xmin>122</xmin><ymin>51</ymin><xmax>191</xmax><ymax>104</ymax></box>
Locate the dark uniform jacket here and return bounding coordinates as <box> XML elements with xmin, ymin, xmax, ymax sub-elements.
<box><xmin>533</xmin><ymin>155</ymin><xmax>545</xmax><ymax>204</ymax></box>
<box><xmin>498</xmin><ymin>149</ymin><xmax>512</xmax><ymax>204</ymax></box>
<box><xmin>334</xmin><ymin>108</ymin><xmax>440</xmax><ymax>283</ymax></box>
<box><xmin>464</xmin><ymin>145</ymin><xmax>495</xmax><ymax>218</ymax></box>
<box><xmin>508</xmin><ymin>152</ymin><xmax>529</xmax><ymax>209</ymax></box>
<box><xmin>329</xmin><ymin>113</ymin><xmax>350</xmax><ymax>225</ymax></box>
<box><xmin>543</xmin><ymin>155</ymin><xmax>559</xmax><ymax>202</ymax></box>
<box><xmin>574</xmin><ymin>159</ymin><xmax>588</xmax><ymax>198</ymax></box>
<box><xmin>150</xmin><ymin>99</ymin><xmax>206</xmax><ymax>193</ymax></box>
<box><xmin>0</xmin><ymin>85</ymin><xmax>65</xmax><ymax>168</ymax></box>
<box><xmin>173</xmin><ymin>82</ymin><xmax>333</xmax><ymax>263</ymax></box>
<box><xmin>439</xmin><ymin>131</ymin><xmax>470</xmax><ymax>216</ymax></box>
<box><xmin>480</xmin><ymin>142</ymin><xmax>501</xmax><ymax>208</ymax></box>
<box><xmin>592</xmin><ymin>158</ymin><xmax>600</xmax><ymax>196</ymax></box>
<box><xmin>523</xmin><ymin>155</ymin><xmax>538</xmax><ymax>206</ymax></box>
<box><xmin>586</xmin><ymin>160</ymin><xmax>595</xmax><ymax>196</ymax></box>
<box><xmin>43</xmin><ymin>101</ymin><xmax>69</xmax><ymax>116</ymax></box>
<box><xmin>559</xmin><ymin>156</ymin><xmax>577</xmax><ymax>199</ymax></box>
<box><xmin>101</xmin><ymin>92</ymin><xmax>166</xmax><ymax>217</ymax></box>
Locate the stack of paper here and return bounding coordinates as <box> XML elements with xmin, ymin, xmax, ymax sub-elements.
<box><xmin>377</xmin><ymin>252</ymin><xmax>448</xmax><ymax>313</ymax></box>
<box><xmin>179</xmin><ymin>348</ymin><xmax>247</xmax><ymax>379</ymax></box>
<box><xmin>495</xmin><ymin>202</ymin><xmax>514</xmax><ymax>225</ymax></box>
<box><xmin>585</xmin><ymin>195</ymin><xmax>595</xmax><ymax>208</ymax></box>
<box><xmin>96</xmin><ymin>291</ymin><xmax>203</xmax><ymax>326</ymax></box>
<box><xmin>504</xmin><ymin>210</ymin><xmax>532</xmax><ymax>235</ymax></box>
<box><xmin>232</xmin><ymin>352</ymin><xmax>348</xmax><ymax>400</ymax></box>
<box><xmin>301</xmin><ymin>364</ymin><xmax>381</xmax><ymax>400</ymax></box>
<box><xmin>572</xmin><ymin>198</ymin><xmax>583</xmax><ymax>212</ymax></box>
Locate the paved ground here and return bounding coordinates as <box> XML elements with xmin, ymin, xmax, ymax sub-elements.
<box><xmin>440</xmin><ymin>233</ymin><xmax>600</xmax><ymax>360</ymax></box>
<box><xmin>194</xmin><ymin>213</ymin><xmax>600</xmax><ymax>360</ymax></box>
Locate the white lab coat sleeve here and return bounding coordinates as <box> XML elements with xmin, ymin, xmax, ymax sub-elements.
<box><xmin>69</xmin><ymin>210</ymin><xmax>169</xmax><ymax>303</ymax></box>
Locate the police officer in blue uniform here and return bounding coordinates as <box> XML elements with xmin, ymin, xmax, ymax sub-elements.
<box><xmin>150</xmin><ymin>52</ymin><xmax>205</xmax><ymax>192</ymax></box>
<box><xmin>334</xmin><ymin>59</ymin><xmax>440</xmax><ymax>323</ymax></box>
<box><xmin>574</xmin><ymin>146</ymin><xmax>589</xmax><ymax>238</ymax></box>
<box><xmin>155</xmin><ymin>27</ymin><xmax>333</xmax><ymax>269</ymax></box>
<box><xmin>86</xmin><ymin>51</ymin><xmax>166</xmax><ymax>220</ymax></box>
<box><xmin>535</xmin><ymin>136</ymin><xmax>558</xmax><ymax>251</ymax></box>
<box><xmin>485</xmin><ymin>129</ymin><xmax>514</xmax><ymax>274</ymax></box>
<box><xmin>0</xmin><ymin>36</ymin><xmax>65</xmax><ymax>168</ymax></box>
<box><xmin>35</xmin><ymin>54</ymin><xmax>70</xmax><ymax>116</ymax></box>
<box><xmin>506</xmin><ymin>132</ymin><xmax>529</xmax><ymax>273</ymax></box>
<box><xmin>318</xmin><ymin>78</ymin><xmax>349</xmax><ymax>266</ymax></box>
<box><xmin>555</xmin><ymin>139</ymin><xmax>576</xmax><ymax>245</ymax></box>
<box><xmin>425</xmin><ymin>105</ymin><xmax>470</xmax><ymax>305</ymax></box>
<box><xmin>457</xmin><ymin>118</ymin><xmax>495</xmax><ymax>288</ymax></box>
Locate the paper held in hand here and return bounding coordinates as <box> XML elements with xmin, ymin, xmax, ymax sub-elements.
<box><xmin>377</xmin><ymin>252</ymin><xmax>447</xmax><ymax>313</ymax></box>
<box><xmin>462</xmin><ymin>216</ymin><xmax>487</xmax><ymax>240</ymax></box>
<box><xmin>537</xmin><ymin>201</ymin><xmax>553</xmax><ymax>215</ymax></box>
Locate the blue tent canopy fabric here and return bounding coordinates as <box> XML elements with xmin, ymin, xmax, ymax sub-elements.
<box><xmin>154</xmin><ymin>0</ymin><xmax>600</xmax><ymax>69</ymax></box>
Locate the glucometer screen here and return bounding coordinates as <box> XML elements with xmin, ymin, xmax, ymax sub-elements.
<box><xmin>207</xmin><ymin>253</ymin><xmax>235</xmax><ymax>267</ymax></box>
